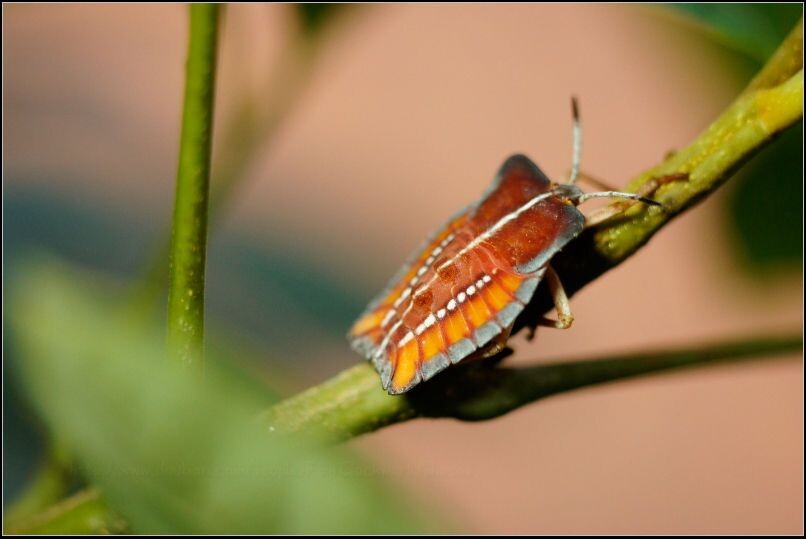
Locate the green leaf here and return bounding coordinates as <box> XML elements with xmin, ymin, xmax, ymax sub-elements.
<box><xmin>8</xmin><ymin>258</ymin><xmax>432</xmax><ymax>534</ymax></box>
<box><xmin>669</xmin><ymin>4</ymin><xmax>803</xmax><ymax>64</ymax></box>
<box><xmin>6</xmin><ymin>489</ymin><xmax>128</xmax><ymax>535</ymax></box>
<box><xmin>724</xmin><ymin>122</ymin><xmax>803</xmax><ymax>273</ymax></box>
<box><xmin>294</xmin><ymin>3</ymin><xmax>342</xmax><ymax>37</ymax></box>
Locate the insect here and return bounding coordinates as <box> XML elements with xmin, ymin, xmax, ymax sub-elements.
<box><xmin>348</xmin><ymin>99</ymin><xmax>666</xmax><ymax>394</ymax></box>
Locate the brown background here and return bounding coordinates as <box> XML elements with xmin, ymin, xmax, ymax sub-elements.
<box><xmin>4</xmin><ymin>4</ymin><xmax>802</xmax><ymax>533</ymax></box>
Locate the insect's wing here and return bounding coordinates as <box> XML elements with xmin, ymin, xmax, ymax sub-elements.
<box><xmin>350</xmin><ymin>154</ymin><xmax>585</xmax><ymax>394</ymax></box>
<box><xmin>346</xmin><ymin>156</ymin><xmax>539</xmax><ymax>368</ymax></box>
<box><xmin>347</xmin><ymin>207</ymin><xmax>471</xmax><ymax>361</ymax></box>
<box><xmin>430</xmin><ymin>153</ymin><xmax>585</xmax><ymax>362</ymax></box>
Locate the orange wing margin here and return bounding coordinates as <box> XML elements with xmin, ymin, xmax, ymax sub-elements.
<box><xmin>348</xmin><ymin>208</ymin><xmax>470</xmax><ymax>361</ymax></box>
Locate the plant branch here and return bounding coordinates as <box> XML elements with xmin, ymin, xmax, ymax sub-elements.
<box><xmin>5</xmin><ymin>6</ymin><xmax>224</xmax><ymax>528</ymax></box>
<box><xmin>2</xmin><ymin>442</ymin><xmax>74</xmax><ymax>528</ymax></box>
<box><xmin>166</xmin><ymin>4</ymin><xmax>220</xmax><ymax>365</ymax></box>
<box><xmin>539</xmin><ymin>19</ymin><xmax>803</xmax><ymax>304</ymax></box>
<box><xmin>10</xmin><ymin>335</ymin><xmax>800</xmax><ymax>534</ymax></box>
<box><xmin>744</xmin><ymin>18</ymin><xmax>803</xmax><ymax>95</ymax></box>
<box><xmin>4</xmin><ymin>488</ymin><xmax>126</xmax><ymax>535</ymax></box>
<box><xmin>262</xmin><ymin>335</ymin><xmax>801</xmax><ymax>441</ymax></box>
<box><xmin>262</xmin><ymin>17</ymin><xmax>804</xmax><ymax>441</ymax></box>
<box><xmin>129</xmin><ymin>5</ymin><xmax>340</xmax><ymax>318</ymax></box>
<box><xmin>10</xmin><ymin>16</ymin><xmax>802</xmax><ymax>536</ymax></box>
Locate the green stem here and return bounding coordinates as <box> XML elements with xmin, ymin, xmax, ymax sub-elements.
<box><xmin>594</xmin><ymin>68</ymin><xmax>803</xmax><ymax>263</ymax></box>
<box><xmin>262</xmin><ymin>334</ymin><xmax>801</xmax><ymax>441</ymax></box>
<box><xmin>12</xmin><ymin>335</ymin><xmax>799</xmax><ymax>534</ymax></box>
<box><xmin>514</xmin><ymin>18</ymin><xmax>802</xmax><ymax>333</ymax></box>
<box><xmin>12</xmin><ymin>15</ymin><xmax>802</xmax><ymax>536</ymax></box>
<box><xmin>129</xmin><ymin>27</ymin><xmax>324</xmax><ymax>320</ymax></box>
<box><xmin>4</xmin><ymin>488</ymin><xmax>126</xmax><ymax>535</ymax></box>
<box><xmin>262</xmin><ymin>17</ymin><xmax>804</xmax><ymax>441</ymax></box>
<box><xmin>3</xmin><ymin>442</ymin><xmax>74</xmax><ymax>528</ymax></box>
<box><xmin>166</xmin><ymin>4</ymin><xmax>220</xmax><ymax>365</ymax></box>
<box><xmin>744</xmin><ymin>19</ymin><xmax>803</xmax><ymax>95</ymax></box>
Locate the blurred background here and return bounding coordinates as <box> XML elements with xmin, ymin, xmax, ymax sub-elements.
<box><xmin>3</xmin><ymin>3</ymin><xmax>803</xmax><ymax>534</ymax></box>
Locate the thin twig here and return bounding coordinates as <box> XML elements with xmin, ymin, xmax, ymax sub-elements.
<box><xmin>2</xmin><ymin>442</ymin><xmax>74</xmax><ymax>527</ymax></box>
<box><xmin>3</xmin><ymin>488</ymin><xmax>126</xmax><ymax>535</ymax></box>
<box><xmin>128</xmin><ymin>5</ymin><xmax>339</xmax><ymax>318</ymax></box>
<box><xmin>166</xmin><ymin>4</ymin><xmax>221</xmax><ymax>365</ymax></box>
<box><xmin>262</xmin><ymin>17</ymin><xmax>804</xmax><ymax>440</ymax></box>
<box><xmin>262</xmin><ymin>335</ymin><xmax>801</xmax><ymax>441</ymax></box>
<box><xmin>9</xmin><ymin>15</ymin><xmax>803</xmax><ymax>537</ymax></box>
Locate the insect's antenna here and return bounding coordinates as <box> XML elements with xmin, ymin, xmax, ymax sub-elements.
<box><xmin>568</xmin><ymin>96</ymin><xmax>582</xmax><ymax>185</ymax></box>
<box><xmin>577</xmin><ymin>190</ymin><xmax>662</xmax><ymax>207</ymax></box>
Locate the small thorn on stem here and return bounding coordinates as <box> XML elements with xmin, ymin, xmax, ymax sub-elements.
<box><xmin>637</xmin><ymin>196</ymin><xmax>662</xmax><ymax>207</ymax></box>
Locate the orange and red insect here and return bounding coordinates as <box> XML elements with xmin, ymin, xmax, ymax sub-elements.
<box><xmin>348</xmin><ymin>100</ymin><xmax>659</xmax><ymax>394</ymax></box>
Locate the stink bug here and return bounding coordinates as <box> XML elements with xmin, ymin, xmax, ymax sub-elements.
<box><xmin>348</xmin><ymin>99</ymin><xmax>665</xmax><ymax>394</ymax></box>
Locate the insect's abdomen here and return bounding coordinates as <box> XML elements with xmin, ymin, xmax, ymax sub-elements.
<box><xmin>369</xmin><ymin>232</ymin><xmax>536</xmax><ymax>393</ymax></box>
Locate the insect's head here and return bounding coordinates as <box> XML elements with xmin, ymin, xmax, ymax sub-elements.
<box><xmin>551</xmin><ymin>183</ymin><xmax>586</xmax><ymax>205</ymax></box>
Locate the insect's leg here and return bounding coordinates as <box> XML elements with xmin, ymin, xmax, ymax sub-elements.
<box><xmin>489</xmin><ymin>322</ymin><xmax>513</xmax><ymax>355</ymax></box>
<box><xmin>584</xmin><ymin>172</ymin><xmax>689</xmax><ymax>228</ymax></box>
<box><xmin>473</xmin><ymin>323</ymin><xmax>513</xmax><ymax>360</ymax></box>
<box><xmin>544</xmin><ymin>265</ymin><xmax>573</xmax><ymax>329</ymax></box>
<box><xmin>526</xmin><ymin>265</ymin><xmax>574</xmax><ymax>340</ymax></box>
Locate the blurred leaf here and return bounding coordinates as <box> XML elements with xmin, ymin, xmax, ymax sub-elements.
<box><xmin>8</xmin><ymin>258</ymin><xmax>432</xmax><ymax>534</ymax></box>
<box><xmin>724</xmin><ymin>122</ymin><xmax>803</xmax><ymax>273</ymax></box>
<box><xmin>670</xmin><ymin>4</ymin><xmax>803</xmax><ymax>64</ymax></box>
<box><xmin>207</xmin><ymin>236</ymin><xmax>366</xmax><ymax>352</ymax></box>
<box><xmin>294</xmin><ymin>3</ymin><xmax>342</xmax><ymax>37</ymax></box>
<box><xmin>7</xmin><ymin>488</ymin><xmax>128</xmax><ymax>535</ymax></box>
<box><xmin>2</xmin><ymin>356</ymin><xmax>48</xmax><ymax>505</ymax></box>
<box><xmin>3</xmin><ymin>186</ymin><xmax>162</xmax><ymax>278</ymax></box>
<box><xmin>3</xmin><ymin>188</ymin><xmax>361</xmax><ymax>368</ymax></box>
